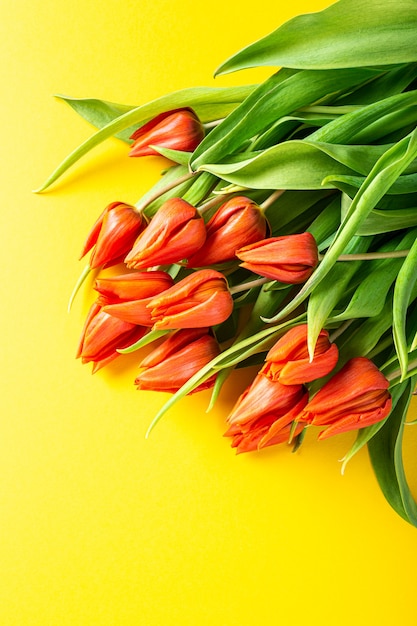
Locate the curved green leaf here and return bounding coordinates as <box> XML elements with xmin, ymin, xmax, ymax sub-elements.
<box><xmin>368</xmin><ymin>376</ymin><xmax>417</xmax><ymax>526</ymax></box>
<box><xmin>216</xmin><ymin>0</ymin><xmax>417</xmax><ymax>73</ymax></box>
<box><xmin>34</xmin><ymin>85</ymin><xmax>255</xmax><ymax>192</ymax></box>
<box><xmin>393</xmin><ymin>237</ymin><xmax>417</xmax><ymax>379</ymax></box>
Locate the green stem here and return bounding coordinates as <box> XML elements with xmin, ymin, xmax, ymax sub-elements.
<box><xmin>260</xmin><ymin>189</ymin><xmax>285</xmax><ymax>212</ymax></box>
<box><xmin>320</xmin><ymin>249</ymin><xmax>410</xmax><ymax>262</ymax></box>
<box><xmin>229</xmin><ymin>276</ymin><xmax>270</xmax><ymax>295</ymax></box>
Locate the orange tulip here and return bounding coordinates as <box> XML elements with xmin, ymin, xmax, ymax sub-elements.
<box><xmin>135</xmin><ymin>328</ymin><xmax>220</xmax><ymax>393</ymax></box>
<box><xmin>261</xmin><ymin>324</ymin><xmax>338</xmax><ymax>385</ymax></box>
<box><xmin>236</xmin><ymin>232</ymin><xmax>319</xmax><ymax>283</ymax></box>
<box><xmin>298</xmin><ymin>357</ymin><xmax>392</xmax><ymax>439</ymax></box>
<box><xmin>76</xmin><ymin>302</ymin><xmax>147</xmax><ymax>372</ymax></box>
<box><xmin>187</xmin><ymin>196</ymin><xmax>267</xmax><ymax>267</ymax></box>
<box><xmin>224</xmin><ymin>373</ymin><xmax>308</xmax><ymax>453</ymax></box>
<box><xmin>80</xmin><ymin>201</ymin><xmax>145</xmax><ymax>269</ymax></box>
<box><xmin>124</xmin><ymin>198</ymin><xmax>206</xmax><ymax>270</ymax></box>
<box><xmin>96</xmin><ymin>270</ymin><xmax>174</xmax><ymax>326</ymax></box>
<box><xmin>148</xmin><ymin>269</ymin><xmax>234</xmax><ymax>330</ymax></box>
<box><xmin>129</xmin><ymin>108</ymin><xmax>205</xmax><ymax>157</ymax></box>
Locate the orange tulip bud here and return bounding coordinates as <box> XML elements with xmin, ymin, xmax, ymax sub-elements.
<box><xmin>80</xmin><ymin>202</ymin><xmax>145</xmax><ymax>269</ymax></box>
<box><xmin>147</xmin><ymin>269</ymin><xmax>234</xmax><ymax>330</ymax></box>
<box><xmin>261</xmin><ymin>324</ymin><xmax>338</xmax><ymax>385</ymax></box>
<box><xmin>224</xmin><ymin>373</ymin><xmax>308</xmax><ymax>453</ymax></box>
<box><xmin>236</xmin><ymin>232</ymin><xmax>319</xmax><ymax>283</ymax></box>
<box><xmin>96</xmin><ymin>271</ymin><xmax>174</xmax><ymax>326</ymax></box>
<box><xmin>76</xmin><ymin>302</ymin><xmax>146</xmax><ymax>372</ymax></box>
<box><xmin>298</xmin><ymin>357</ymin><xmax>392</xmax><ymax>439</ymax></box>
<box><xmin>124</xmin><ymin>198</ymin><xmax>206</xmax><ymax>270</ymax></box>
<box><xmin>187</xmin><ymin>196</ymin><xmax>267</xmax><ymax>267</ymax></box>
<box><xmin>135</xmin><ymin>328</ymin><xmax>220</xmax><ymax>393</ymax></box>
<box><xmin>129</xmin><ymin>108</ymin><xmax>205</xmax><ymax>157</ymax></box>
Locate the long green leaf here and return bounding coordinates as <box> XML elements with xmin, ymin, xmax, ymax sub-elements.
<box><xmin>368</xmin><ymin>376</ymin><xmax>417</xmax><ymax>526</ymax></box>
<box><xmin>216</xmin><ymin>0</ymin><xmax>417</xmax><ymax>73</ymax></box>
<box><xmin>34</xmin><ymin>85</ymin><xmax>255</xmax><ymax>192</ymax></box>
<box><xmin>195</xmin><ymin>140</ymin><xmax>403</xmax><ymax>190</ymax></box>
<box><xmin>307</xmin><ymin>236</ymin><xmax>370</xmax><ymax>350</ymax></box>
<box><xmin>393</xmin><ymin>237</ymin><xmax>417</xmax><ymax>379</ymax></box>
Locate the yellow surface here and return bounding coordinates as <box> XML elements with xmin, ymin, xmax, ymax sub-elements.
<box><xmin>1</xmin><ymin>1</ymin><xmax>417</xmax><ymax>624</ymax></box>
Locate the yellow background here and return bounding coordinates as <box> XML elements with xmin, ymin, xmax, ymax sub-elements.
<box><xmin>1</xmin><ymin>0</ymin><xmax>417</xmax><ymax>624</ymax></box>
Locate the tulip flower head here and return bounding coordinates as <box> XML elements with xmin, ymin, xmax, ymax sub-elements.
<box><xmin>129</xmin><ymin>108</ymin><xmax>205</xmax><ymax>157</ymax></box>
<box><xmin>135</xmin><ymin>328</ymin><xmax>220</xmax><ymax>393</ymax></box>
<box><xmin>187</xmin><ymin>196</ymin><xmax>267</xmax><ymax>267</ymax></box>
<box><xmin>236</xmin><ymin>232</ymin><xmax>319</xmax><ymax>283</ymax></box>
<box><xmin>224</xmin><ymin>373</ymin><xmax>308</xmax><ymax>454</ymax></box>
<box><xmin>80</xmin><ymin>201</ymin><xmax>145</xmax><ymax>269</ymax></box>
<box><xmin>76</xmin><ymin>302</ymin><xmax>147</xmax><ymax>373</ymax></box>
<box><xmin>147</xmin><ymin>269</ymin><xmax>234</xmax><ymax>330</ymax></box>
<box><xmin>124</xmin><ymin>198</ymin><xmax>206</xmax><ymax>270</ymax></box>
<box><xmin>261</xmin><ymin>324</ymin><xmax>338</xmax><ymax>385</ymax></box>
<box><xmin>95</xmin><ymin>270</ymin><xmax>174</xmax><ymax>326</ymax></box>
<box><xmin>298</xmin><ymin>357</ymin><xmax>392</xmax><ymax>439</ymax></box>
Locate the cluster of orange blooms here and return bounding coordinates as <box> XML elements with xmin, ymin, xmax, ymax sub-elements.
<box><xmin>76</xmin><ymin>108</ymin><xmax>392</xmax><ymax>454</ymax></box>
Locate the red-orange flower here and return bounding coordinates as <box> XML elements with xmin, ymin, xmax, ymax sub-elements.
<box><xmin>135</xmin><ymin>328</ymin><xmax>220</xmax><ymax>393</ymax></box>
<box><xmin>124</xmin><ymin>198</ymin><xmax>206</xmax><ymax>269</ymax></box>
<box><xmin>147</xmin><ymin>269</ymin><xmax>234</xmax><ymax>330</ymax></box>
<box><xmin>76</xmin><ymin>302</ymin><xmax>146</xmax><ymax>373</ymax></box>
<box><xmin>236</xmin><ymin>232</ymin><xmax>318</xmax><ymax>283</ymax></box>
<box><xmin>129</xmin><ymin>108</ymin><xmax>205</xmax><ymax>157</ymax></box>
<box><xmin>96</xmin><ymin>270</ymin><xmax>174</xmax><ymax>326</ymax></box>
<box><xmin>261</xmin><ymin>324</ymin><xmax>338</xmax><ymax>385</ymax></box>
<box><xmin>187</xmin><ymin>196</ymin><xmax>267</xmax><ymax>267</ymax></box>
<box><xmin>80</xmin><ymin>201</ymin><xmax>145</xmax><ymax>269</ymax></box>
<box><xmin>298</xmin><ymin>357</ymin><xmax>392</xmax><ymax>439</ymax></box>
<box><xmin>224</xmin><ymin>373</ymin><xmax>308</xmax><ymax>454</ymax></box>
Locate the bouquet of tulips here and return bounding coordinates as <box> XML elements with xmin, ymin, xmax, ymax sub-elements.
<box><xmin>37</xmin><ymin>0</ymin><xmax>417</xmax><ymax>525</ymax></box>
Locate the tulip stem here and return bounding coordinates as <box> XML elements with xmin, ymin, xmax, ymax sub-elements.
<box><xmin>197</xmin><ymin>194</ymin><xmax>226</xmax><ymax>215</ymax></box>
<box><xmin>329</xmin><ymin>319</ymin><xmax>355</xmax><ymax>342</ymax></box>
<box><xmin>135</xmin><ymin>170</ymin><xmax>197</xmax><ymax>213</ymax></box>
<box><xmin>229</xmin><ymin>277</ymin><xmax>270</xmax><ymax>295</ymax></box>
<box><xmin>320</xmin><ymin>249</ymin><xmax>410</xmax><ymax>262</ymax></box>
<box><xmin>203</xmin><ymin>118</ymin><xmax>225</xmax><ymax>129</ymax></box>
<box><xmin>260</xmin><ymin>189</ymin><xmax>285</xmax><ymax>212</ymax></box>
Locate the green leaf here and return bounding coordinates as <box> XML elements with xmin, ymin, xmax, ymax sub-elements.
<box><xmin>368</xmin><ymin>376</ymin><xmax>417</xmax><ymax>526</ymax></box>
<box><xmin>307</xmin><ymin>236</ymin><xmax>370</xmax><ymax>350</ymax></box>
<box><xmin>55</xmin><ymin>95</ymin><xmax>136</xmax><ymax>142</ymax></box>
<box><xmin>190</xmin><ymin>67</ymin><xmax>381</xmax><ymax>171</ymax></box>
<box><xmin>309</xmin><ymin>90</ymin><xmax>417</xmax><ymax>145</ymax></box>
<box><xmin>393</xmin><ymin>237</ymin><xmax>417</xmax><ymax>379</ymax></box>
<box><xmin>216</xmin><ymin>0</ymin><xmax>417</xmax><ymax>73</ymax></box>
<box><xmin>34</xmin><ymin>85</ymin><xmax>255</xmax><ymax>192</ymax></box>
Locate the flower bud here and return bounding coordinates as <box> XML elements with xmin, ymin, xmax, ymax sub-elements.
<box><xmin>261</xmin><ymin>324</ymin><xmax>338</xmax><ymax>385</ymax></box>
<box><xmin>147</xmin><ymin>269</ymin><xmax>234</xmax><ymax>330</ymax></box>
<box><xmin>76</xmin><ymin>302</ymin><xmax>146</xmax><ymax>372</ymax></box>
<box><xmin>187</xmin><ymin>196</ymin><xmax>267</xmax><ymax>267</ymax></box>
<box><xmin>96</xmin><ymin>270</ymin><xmax>174</xmax><ymax>326</ymax></box>
<box><xmin>129</xmin><ymin>108</ymin><xmax>205</xmax><ymax>157</ymax></box>
<box><xmin>236</xmin><ymin>232</ymin><xmax>319</xmax><ymax>283</ymax></box>
<box><xmin>298</xmin><ymin>357</ymin><xmax>392</xmax><ymax>439</ymax></box>
<box><xmin>135</xmin><ymin>328</ymin><xmax>220</xmax><ymax>393</ymax></box>
<box><xmin>80</xmin><ymin>202</ymin><xmax>145</xmax><ymax>269</ymax></box>
<box><xmin>124</xmin><ymin>198</ymin><xmax>206</xmax><ymax>270</ymax></box>
<box><xmin>224</xmin><ymin>373</ymin><xmax>308</xmax><ymax>454</ymax></box>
